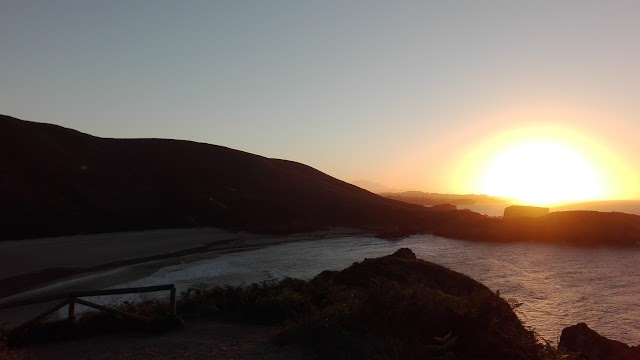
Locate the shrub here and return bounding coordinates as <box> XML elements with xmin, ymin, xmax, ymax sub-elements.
<box><xmin>177</xmin><ymin>278</ymin><xmax>312</xmax><ymax>324</ymax></box>
<box><xmin>0</xmin><ymin>337</ymin><xmax>25</xmax><ymax>360</ymax></box>
<box><xmin>2</xmin><ymin>249</ymin><xmax>582</xmax><ymax>359</ymax></box>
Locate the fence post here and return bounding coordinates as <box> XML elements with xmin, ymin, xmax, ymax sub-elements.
<box><xmin>68</xmin><ymin>298</ymin><xmax>76</xmax><ymax>321</ymax></box>
<box><xmin>169</xmin><ymin>287</ymin><xmax>176</xmax><ymax>316</ymax></box>
<box><xmin>0</xmin><ymin>284</ymin><xmax>176</xmax><ymax>330</ymax></box>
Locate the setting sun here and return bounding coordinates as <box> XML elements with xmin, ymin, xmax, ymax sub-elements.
<box><xmin>452</xmin><ymin>121</ymin><xmax>637</xmax><ymax>206</ymax></box>
<box><xmin>479</xmin><ymin>140</ymin><xmax>603</xmax><ymax>205</ymax></box>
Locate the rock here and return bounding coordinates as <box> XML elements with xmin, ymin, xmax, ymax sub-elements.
<box><xmin>428</xmin><ymin>203</ymin><xmax>457</xmax><ymax>211</ymax></box>
<box><xmin>503</xmin><ymin>205</ymin><xmax>549</xmax><ymax>219</ymax></box>
<box><xmin>389</xmin><ymin>247</ymin><xmax>416</xmax><ymax>259</ymax></box>
<box><xmin>319</xmin><ymin>249</ymin><xmax>540</xmax><ymax>360</ymax></box>
<box><xmin>435</xmin><ymin>210</ymin><xmax>640</xmax><ymax>246</ymax></box>
<box><xmin>559</xmin><ymin>323</ymin><xmax>640</xmax><ymax>360</ymax></box>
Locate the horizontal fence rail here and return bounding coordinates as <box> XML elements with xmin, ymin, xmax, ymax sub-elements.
<box><xmin>0</xmin><ymin>284</ymin><xmax>176</xmax><ymax>330</ymax></box>
<box><xmin>0</xmin><ymin>284</ymin><xmax>176</xmax><ymax>310</ymax></box>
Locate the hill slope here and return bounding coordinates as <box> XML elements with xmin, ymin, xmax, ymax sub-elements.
<box><xmin>4</xmin><ymin>114</ymin><xmax>640</xmax><ymax>246</ymax></box>
<box><xmin>0</xmin><ymin>115</ymin><xmax>437</xmax><ymax>240</ymax></box>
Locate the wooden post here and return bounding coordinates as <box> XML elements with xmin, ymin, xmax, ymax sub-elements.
<box><xmin>0</xmin><ymin>283</ymin><xmax>176</xmax><ymax>330</ymax></box>
<box><xmin>19</xmin><ymin>299</ymin><xmax>71</xmax><ymax>330</ymax></box>
<box><xmin>68</xmin><ymin>298</ymin><xmax>76</xmax><ymax>321</ymax></box>
<box><xmin>0</xmin><ymin>284</ymin><xmax>176</xmax><ymax>310</ymax></box>
<box><xmin>74</xmin><ymin>298</ymin><xmax>148</xmax><ymax>322</ymax></box>
<box><xmin>169</xmin><ymin>287</ymin><xmax>177</xmax><ymax>316</ymax></box>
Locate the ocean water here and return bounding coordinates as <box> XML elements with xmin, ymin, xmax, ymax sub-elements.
<box><xmin>96</xmin><ymin>234</ymin><xmax>640</xmax><ymax>345</ymax></box>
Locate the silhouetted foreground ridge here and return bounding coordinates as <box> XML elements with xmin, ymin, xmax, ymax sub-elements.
<box><xmin>280</xmin><ymin>248</ymin><xmax>540</xmax><ymax>359</ymax></box>
<box><xmin>7</xmin><ymin>249</ymin><xmax>634</xmax><ymax>359</ymax></box>
<box><xmin>2</xmin><ymin>249</ymin><xmax>539</xmax><ymax>359</ymax></box>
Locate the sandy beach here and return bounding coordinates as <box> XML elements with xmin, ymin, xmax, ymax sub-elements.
<box><xmin>0</xmin><ymin>227</ymin><xmax>365</xmax><ymax>328</ymax></box>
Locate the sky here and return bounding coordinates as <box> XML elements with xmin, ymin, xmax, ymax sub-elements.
<box><xmin>1</xmin><ymin>1</ymin><xmax>639</xmax><ymax>199</ymax></box>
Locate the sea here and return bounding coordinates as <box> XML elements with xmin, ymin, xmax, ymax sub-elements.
<box><xmin>58</xmin><ymin>200</ymin><xmax>640</xmax><ymax>345</ymax></box>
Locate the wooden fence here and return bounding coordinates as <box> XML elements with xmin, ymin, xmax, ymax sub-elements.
<box><xmin>0</xmin><ymin>284</ymin><xmax>176</xmax><ymax>330</ymax></box>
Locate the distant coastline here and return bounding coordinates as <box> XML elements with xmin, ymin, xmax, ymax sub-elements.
<box><xmin>3</xmin><ymin>115</ymin><xmax>640</xmax><ymax>248</ymax></box>
<box><xmin>460</xmin><ymin>200</ymin><xmax>640</xmax><ymax>217</ymax></box>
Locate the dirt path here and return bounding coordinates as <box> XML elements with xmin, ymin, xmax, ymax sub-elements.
<box><xmin>24</xmin><ymin>321</ymin><xmax>314</xmax><ymax>360</ymax></box>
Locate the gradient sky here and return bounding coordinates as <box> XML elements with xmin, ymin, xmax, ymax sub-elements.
<box><xmin>2</xmin><ymin>1</ymin><xmax>639</xmax><ymax>198</ymax></box>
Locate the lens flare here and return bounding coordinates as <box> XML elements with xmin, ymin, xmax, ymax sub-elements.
<box><xmin>479</xmin><ymin>140</ymin><xmax>603</xmax><ymax>205</ymax></box>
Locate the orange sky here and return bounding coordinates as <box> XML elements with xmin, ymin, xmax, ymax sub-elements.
<box><xmin>2</xmin><ymin>2</ymin><xmax>638</xmax><ymax>202</ymax></box>
<box><xmin>371</xmin><ymin>104</ymin><xmax>639</xmax><ymax>202</ymax></box>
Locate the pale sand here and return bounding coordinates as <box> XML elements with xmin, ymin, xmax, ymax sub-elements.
<box><xmin>0</xmin><ymin>227</ymin><xmax>365</xmax><ymax>328</ymax></box>
<box><xmin>0</xmin><ymin>228</ymin><xmax>247</xmax><ymax>280</ymax></box>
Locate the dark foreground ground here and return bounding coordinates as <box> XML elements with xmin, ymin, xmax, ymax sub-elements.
<box><xmin>3</xmin><ymin>249</ymin><xmax>638</xmax><ymax>360</ymax></box>
<box><xmin>25</xmin><ymin>322</ymin><xmax>313</xmax><ymax>360</ymax></box>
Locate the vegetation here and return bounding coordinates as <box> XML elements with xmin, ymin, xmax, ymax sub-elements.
<box><xmin>2</xmin><ymin>301</ymin><xmax>182</xmax><ymax>347</ymax></box>
<box><xmin>0</xmin><ymin>340</ymin><xmax>25</xmax><ymax>360</ymax></box>
<box><xmin>2</xmin><ymin>249</ymin><xmax>589</xmax><ymax>359</ymax></box>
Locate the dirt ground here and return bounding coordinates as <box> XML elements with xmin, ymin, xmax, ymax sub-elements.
<box><xmin>23</xmin><ymin>321</ymin><xmax>315</xmax><ymax>360</ymax></box>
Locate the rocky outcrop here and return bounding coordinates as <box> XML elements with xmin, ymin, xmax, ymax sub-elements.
<box><xmin>503</xmin><ymin>205</ymin><xmax>550</xmax><ymax>219</ymax></box>
<box><xmin>559</xmin><ymin>323</ymin><xmax>640</xmax><ymax>360</ymax></box>
<box><xmin>428</xmin><ymin>203</ymin><xmax>457</xmax><ymax>211</ymax></box>
<box><xmin>290</xmin><ymin>248</ymin><xmax>540</xmax><ymax>359</ymax></box>
<box><xmin>435</xmin><ymin>210</ymin><xmax>640</xmax><ymax>246</ymax></box>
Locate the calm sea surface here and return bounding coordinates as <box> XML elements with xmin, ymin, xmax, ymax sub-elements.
<box><xmin>104</xmin><ymin>234</ymin><xmax>640</xmax><ymax>345</ymax></box>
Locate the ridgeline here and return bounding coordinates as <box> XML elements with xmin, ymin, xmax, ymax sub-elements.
<box><xmin>2</xmin><ymin>114</ymin><xmax>639</xmax><ymax>246</ymax></box>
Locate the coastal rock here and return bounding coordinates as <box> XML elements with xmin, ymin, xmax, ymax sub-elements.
<box><xmin>388</xmin><ymin>247</ymin><xmax>416</xmax><ymax>259</ymax></box>
<box><xmin>428</xmin><ymin>203</ymin><xmax>457</xmax><ymax>211</ymax></box>
<box><xmin>435</xmin><ymin>210</ymin><xmax>640</xmax><ymax>246</ymax></box>
<box><xmin>503</xmin><ymin>205</ymin><xmax>550</xmax><ymax>219</ymax></box>
<box><xmin>559</xmin><ymin>323</ymin><xmax>640</xmax><ymax>360</ymax></box>
<box><xmin>317</xmin><ymin>248</ymin><xmax>539</xmax><ymax>359</ymax></box>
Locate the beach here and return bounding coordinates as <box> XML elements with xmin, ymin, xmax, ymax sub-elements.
<box><xmin>0</xmin><ymin>227</ymin><xmax>364</xmax><ymax>328</ymax></box>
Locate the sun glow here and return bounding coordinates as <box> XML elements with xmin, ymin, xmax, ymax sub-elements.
<box><xmin>451</xmin><ymin>120</ymin><xmax>638</xmax><ymax>206</ymax></box>
<box><xmin>479</xmin><ymin>140</ymin><xmax>603</xmax><ymax>205</ymax></box>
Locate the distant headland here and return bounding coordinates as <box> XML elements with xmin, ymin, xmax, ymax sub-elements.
<box><xmin>2</xmin><ymin>114</ymin><xmax>640</xmax><ymax>246</ymax></box>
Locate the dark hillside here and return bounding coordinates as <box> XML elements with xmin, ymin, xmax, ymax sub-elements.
<box><xmin>0</xmin><ymin>115</ymin><xmax>433</xmax><ymax>240</ymax></box>
<box><xmin>3</xmin><ymin>114</ymin><xmax>639</xmax><ymax>246</ymax></box>
<box><xmin>435</xmin><ymin>210</ymin><xmax>640</xmax><ymax>246</ymax></box>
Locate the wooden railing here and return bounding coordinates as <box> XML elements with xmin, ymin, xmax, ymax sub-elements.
<box><xmin>0</xmin><ymin>284</ymin><xmax>176</xmax><ymax>330</ymax></box>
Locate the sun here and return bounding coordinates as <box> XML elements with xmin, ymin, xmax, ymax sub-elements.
<box><xmin>479</xmin><ymin>140</ymin><xmax>604</xmax><ymax>205</ymax></box>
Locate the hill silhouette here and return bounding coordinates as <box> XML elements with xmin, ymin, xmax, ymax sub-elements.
<box><xmin>3</xmin><ymin>114</ymin><xmax>640</xmax><ymax>246</ymax></box>
<box><xmin>434</xmin><ymin>210</ymin><xmax>640</xmax><ymax>246</ymax></box>
<box><xmin>1</xmin><ymin>115</ymin><xmax>448</xmax><ymax>240</ymax></box>
<box><xmin>381</xmin><ymin>190</ymin><xmax>511</xmax><ymax>206</ymax></box>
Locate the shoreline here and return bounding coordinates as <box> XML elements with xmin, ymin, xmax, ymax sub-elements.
<box><xmin>0</xmin><ymin>227</ymin><xmax>367</xmax><ymax>302</ymax></box>
<box><xmin>3</xmin><ymin>230</ymin><xmax>640</xmax><ymax>347</ymax></box>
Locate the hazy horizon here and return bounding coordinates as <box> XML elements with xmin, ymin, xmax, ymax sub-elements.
<box><xmin>2</xmin><ymin>1</ymin><xmax>638</xmax><ymax>202</ymax></box>
<box><xmin>351</xmin><ymin>180</ymin><xmax>640</xmax><ymax>205</ymax></box>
